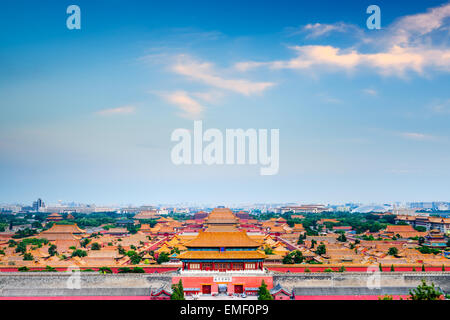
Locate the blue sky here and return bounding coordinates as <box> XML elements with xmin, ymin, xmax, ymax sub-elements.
<box><xmin>1</xmin><ymin>0</ymin><xmax>450</xmax><ymax>205</ymax></box>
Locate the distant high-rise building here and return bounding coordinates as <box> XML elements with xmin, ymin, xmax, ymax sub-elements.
<box><xmin>32</xmin><ymin>198</ymin><xmax>45</xmax><ymax>211</ymax></box>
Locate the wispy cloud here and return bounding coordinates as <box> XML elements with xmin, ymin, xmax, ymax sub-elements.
<box><xmin>293</xmin><ymin>22</ymin><xmax>360</xmax><ymax>38</ymax></box>
<box><xmin>399</xmin><ymin>132</ymin><xmax>437</xmax><ymax>141</ymax></box>
<box><xmin>363</xmin><ymin>88</ymin><xmax>378</xmax><ymax>96</ymax></box>
<box><xmin>161</xmin><ymin>90</ymin><xmax>204</xmax><ymax>119</ymax></box>
<box><xmin>384</xmin><ymin>3</ymin><xmax>450</xmax><ymax>47</ymax></box>
<box><xmin>430</xmin><ymin>99</ymin><xmax>450</xmax><ymax>114</ymax></box>
<box><xmin>95</xmin><ymin>106</ymin><xmax>136</xmax><ymax>116</ymax></box>
<box><xmin>171</xmin><ymin>55</ymin><xmax>275</xmax><ymax>95</ymax></box>
<box><xmin>236</xmin><ymin>44</ymin><xmax>450</xmax><ymax>76</ymax></box>
<box><xmin>235</xmin><ymin>3</ymin><xmax>450</xmax><ymax>77</ymax></box>
<box><xmin>191</xmin><ymin>90</ymin><xmax>224</xmax><ymax>103</ymax></box>
<box><xmin>317</xmin><ymin>92</ymin><xmax>343</xmax><ymax>104</ymax></box>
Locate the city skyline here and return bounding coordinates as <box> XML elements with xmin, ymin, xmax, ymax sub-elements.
<box><xmin>2</xmin><ymin>198</ymin><xmax>450</xmax><ymax>211</ymax></box>
<box><xmin>1</xmin><ymin>0</ymin><xmax>450</xmax><ymax>204</ymax></box>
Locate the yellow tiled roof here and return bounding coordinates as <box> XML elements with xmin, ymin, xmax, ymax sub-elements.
<box><xmin>185</xmin><ymin>230</ymin><xmax>260</xmax><ymax>248</ymax></box>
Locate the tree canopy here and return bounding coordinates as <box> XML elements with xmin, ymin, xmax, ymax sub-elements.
<box><xmin>258</xmin><ymin>280</ymin><xmax>273</xmax><ymax>300</ymax></box>
<box><xmin>409</xmin><ymin>280</ymin><xmax>443</xmax><ymax>300</ymax></box>
<box><xmin>171</xmin><ymin>280</ymin><xmax>185</xmax><ymax>300</ymax></box>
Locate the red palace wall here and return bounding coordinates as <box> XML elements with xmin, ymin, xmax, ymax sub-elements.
<box><xmin>0</xmin><ymin>266</ymin><xmax>179</xmax><ymax>273</ymax></box>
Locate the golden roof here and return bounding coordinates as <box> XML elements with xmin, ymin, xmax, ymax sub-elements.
<box><xmin>48</xmin><ymin>213</ymin><xmax>63</xmax><ymax>217</ymax></box>
<box><xmin>205</xmin><ymin>208</ymin><xmax>239</xmax><ymax>224</ymax></box>
<box><xmin>206</xmin><ymin>225</ymin><xmax>239</xmax><ymax>232</ymax></box>
<box><xmin>41</xmin><ymin>224</ymin><xmax>85</xmax><ymax>234</ymax></box>
<box><xmin>185</xmin><ymin>230</ymin><xmax>260</xmax><ymax>248</ymax></box>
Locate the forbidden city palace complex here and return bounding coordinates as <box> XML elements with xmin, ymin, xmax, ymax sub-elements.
<box><xmin>175</xmin><ymin>208</ymin><xmax>271</xmax><ymax>295</ymax></box>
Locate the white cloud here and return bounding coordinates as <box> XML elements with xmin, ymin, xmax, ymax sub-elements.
<box><xmin>95</xmin><ymin>106</ymin><xmax>136</xmax><ymax>116</ymax></box>
<box><xmin>161</xmin><ymin>91</ymin><xmax>204</xmax><ymax>119</ymax></box>
<box><xmin>300</xmin><ymin>22</ymin><xmax>359</xmax><ymax>38</ymax></box>
<box><xmin>171</xmin><ymin>55</ymin><xmax>275</xmax><ymax>95</ymax></box>
<box><xmin>386</xmin><ymin>3</ymin><xmax>450</xmax><ymax>46</ymax></box>
<box><xmin>235</xmin><ymin>4</ymin><xmax>450</xmax><ymax>77</ymax></box>
<box><xmin>399</xmin><ymin>132</ymin><xmax>437</xmax><ymax>141</ymax></box>
<box><xmin>363</xmin><ymin>88</ymin><xmax>378</xmax><ymax>96</ymax></box>
<box><xmin>238</xmin><ymin>45</ymin><xmax>450</xmax><ymax>76</ymax></box>
<box><xmin>233</xmin><ymin>61</ymin><xmax>268</xmax><ymax>72</ymax></box>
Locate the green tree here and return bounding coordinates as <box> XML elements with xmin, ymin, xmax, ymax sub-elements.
<box><xmin>292</xmin><ymin>250</ymin><xmax>304</xmax><ymax>264</ymax></box>
<box><xmin>264</xmin><ymin>247</ymin><xmax>273</xmax><ymax>255</ymax></box>
<box><xmin>44</xmin><ymin>265</ymin><xmax>56</xmax><ymax>272</ymax></box>
<box><xmin>282</xmin><ymin>254</ymin><xmax>293</xmax><ymax>264</ymax></box>
<box><xmin>390</xmin><ymin>264</ymin><xmax>395</xmax><ymax>272</ymax></box>
<box><xmin>81</xmin><ymin>239</ymin><xmax>91</xmax><ymax>248</ymax></box>
<box><xmin>157</xmin><ymin>252</ymin><xmax>170</xmax><ymax>264</ymax></box>
<box><xmin>126</xmin><ymin>250</ymin><xmax>137</xmax><ymax>257</ymax></box>
<box><xmin>316</xmin><ymin>243</ymin><xmax>326</xmax><ymax>256</ymax></box>
<box><xmin>91</xmin><ymin>242</ymin><xmax>101</xmax><ymax>250</ymax></box>
<box><xmin>337</xmin><ymin>233</ymin><xmax>347</xmax><ymax>242</ymax></box>
<box><xmin>130</xmin><ymin>253</ymin><xmax>142</xmax><ymax>265</ymax></box>
<box><xmin>71</xmin><ymin>249</ymin><xmax>87</xmax><ymax>257</ymax></box>
<box><xmin>409</xmin><ymin>280</ymin><xmax>442</xmax><ymax>300</ymax></box>
<box><xmin>171</xmin><ymin>279</ymin><xmax>185</xmax><ymax>300</ymax></box>
<box><xmin>18</xmin><ymin>266</ymin><xmax>29</xmax><ymax>272</ymax></box>
<box><xmin>118</xmin><ymin>267</ymin><xmax>132</xmax><ymax>273</ymax></box>
<box><xmin>257</xmin><ymin>280</ymin><xmax>273</xmax><ymax>300</ymax></box>
<box><xmin>127</xmin><ymin>224</ymin><xmax>139</xmax><ymax>234</ymax></box>
<box><xmin>388</xmin><ymin>247</ymin><xmax>398</xmax><ymax>256</ymax></box>
<box><xmin>48</xmin><ymin>244</ymin><xmax>57</xmax><ymax>256</ymax></box>
<box><xmin>132</xmin><ymin>267</ymin><xmax>145</xmax><ymax>273</ymax></box>
<box><xmin>23</xmin><ymin>252</ymin><xmax>34</xmax><ymax>261</ymax></box>
<box><xmin>339</xmin><ymin>266</ymin><xmax>346</xmax><ymax>272</ymax></box>
<box><xmin>311</xmin><ymin>239</ymin><xmax>317</xmax><ymax>248</ymax></box>
<box><xmin>422</xmin><ymin>264</ymin><xmax>426</xmax><ymax>272</ymax></box>
<box><xmin>15</xmin><ymin>242</ymin><xmax>26</xmax><ymax>254</ymax></box>
<box><xmin>99</xmin><ymin>267</ymin><xmax>113</xmax><ymax>274</ymax></box>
